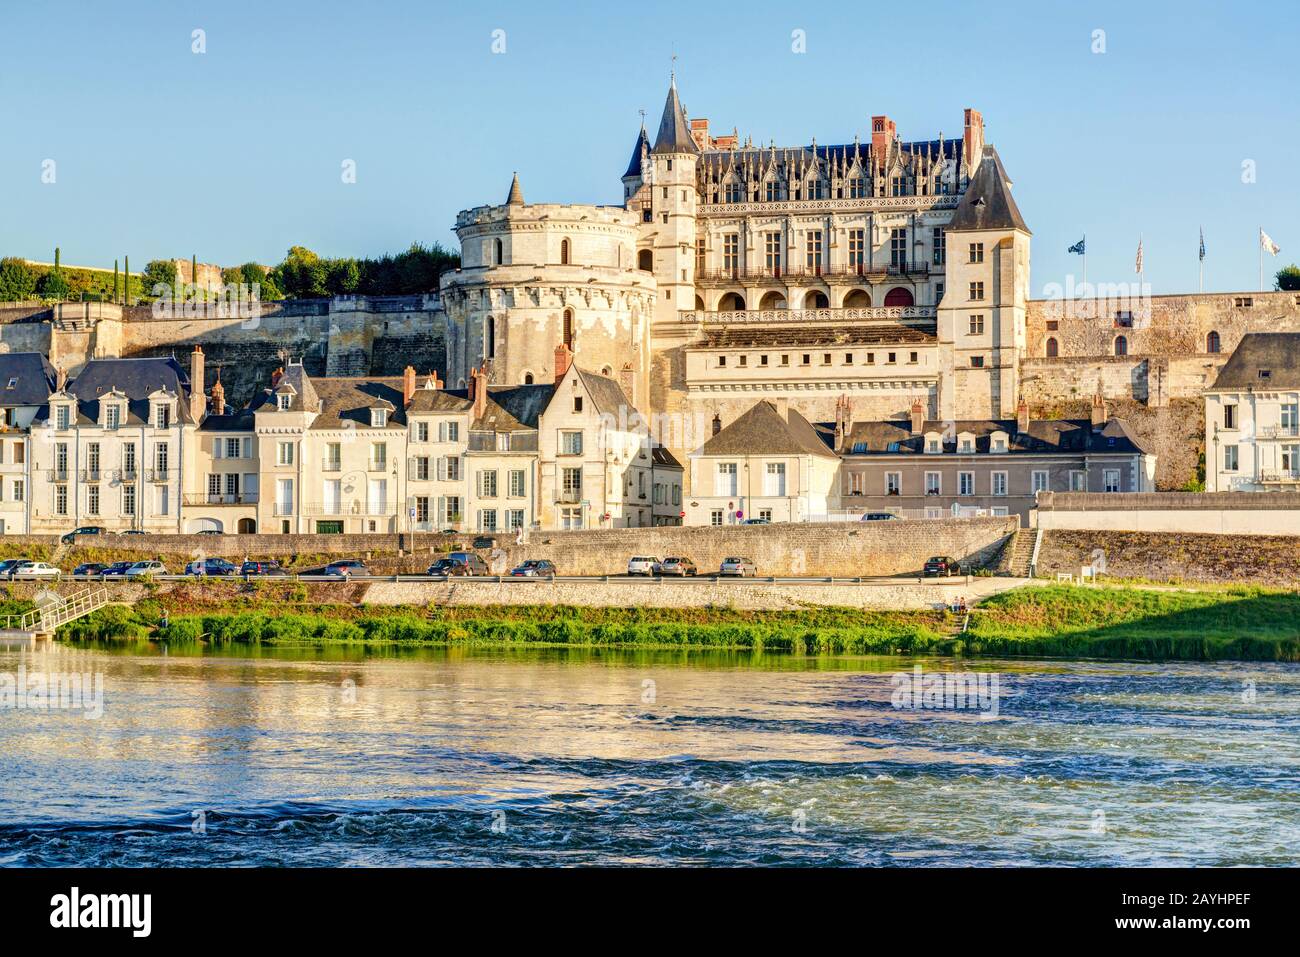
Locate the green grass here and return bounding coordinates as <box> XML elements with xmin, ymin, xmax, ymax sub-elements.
<box><xmin>42</xmin><ymin>584</ymin><xmax>1300</xmax><ymax>661</ymax></box>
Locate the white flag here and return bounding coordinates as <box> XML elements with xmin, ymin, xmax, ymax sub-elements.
<box><xmin>1260</xmin><ymin>229</ymin><xmax>1281</xmax><ymax>256</ymax></box>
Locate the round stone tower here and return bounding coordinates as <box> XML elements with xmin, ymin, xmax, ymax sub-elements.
<box><xmin>441</xmin><ymin>174</ymin><xmax>656</xmax><ymax>406</ymax></box>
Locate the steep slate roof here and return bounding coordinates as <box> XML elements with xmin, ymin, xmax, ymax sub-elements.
<box><xmin>1209</xmin><ymin>333</ymin><xmax>1300</xmax><ymax>391</ymax></box>
<box><xmin>652</xmin><ymin>78</ymin><xmax>699</xmax><ymax>155</ymax></box>
<box><xmin>832</xmin><ymin>417</ymin><xmax>1148</xmax><ymax>456</ymax></box>
<box><xmin>39</xmin><ymin>356</ymin><xmax>195</xmax><ymax>426</ymax></box>
<box><xmin>697</xmin><ymin>323</ymin><xmax>935</xmax><ymax>350</ymax></box>
<box><xmin>624</xmin><ymin>125</ymin><xmax>650</xmax><ymax>178</ymax></box>
<box><xmin>0</xmin><ymin>352</ymin><xmax>56</xmax><ymax>406</ymax></box>
<box><xmin>948</xmin><ymin>146</ymin><xmax>1029</xmax><ymax>233</ymax></box>
<box><xmin>574</xmin><ymin>368</ymin><xmax>633</xmax><ymax>416</ymax></box>
<box><xmin>306</xmin><ymin>377</ymin><xmax>406</xmax><ymax>430</ymax></box>
<box><xmin>701</xmin><ymin>400</ymin><xmax>838</xmax><ymax>458</ymax></box>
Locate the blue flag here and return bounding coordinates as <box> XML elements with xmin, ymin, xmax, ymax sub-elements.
<box><xmin>1068</xmin><ymin>238</ymin><xmax>1086</xmax><ymax>255</ymax></box>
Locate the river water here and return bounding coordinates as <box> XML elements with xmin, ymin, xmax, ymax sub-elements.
<box><xmin>0</xmin><ymin>641</ymin><xmax>1296</xmax><ymax>866</ymax></box>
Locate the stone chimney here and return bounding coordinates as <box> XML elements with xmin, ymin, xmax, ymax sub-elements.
<box><xmin>963</xmin><ymin>108</ymin><xmax>985</xmax><ymax>173</ymax></box>
<box><xmin>909</xmin><ymin>397</ymin><xmax>925</xmax><ymax>435</ymax></box>
<box><xmin>190</xmin><ymin>346</ymin><xmax>205</xmax><ymax>421</ymax></box>
<box><xmin>1016</xmin><ymin>397</ymin><xmax>1030</xmax><ymax>434</ymax></box>
<box><xmin>210</xmin><ymin>370</ymin><xmax>226</xmax><ymax>416</ymax></box>
<box><xmin>554</xmin><ymin>343</ymin><xmax>572</xmax><ymax>384</ymax></box>
<box><xmin>402</xmin><ymin>365</ymin><xmax>416</xmax><ymax>407</ymax></box>
<box><xmin>712</xmin><ymin>413</ymin><xmax>722</xmax><ymax>436</ymax></box>
<box><xmin>1090</xmin><ymin>392</ymin><xmax>1107</xmax><ymax>431</ymax></box>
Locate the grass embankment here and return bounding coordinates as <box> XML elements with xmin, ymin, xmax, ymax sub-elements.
<box><xmin>20</xmin><ymin>581</ymin><xmax>1300</xmax><ymax>661</ymax></box>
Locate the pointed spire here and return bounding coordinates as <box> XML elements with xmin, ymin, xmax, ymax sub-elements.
<box><xmin>506</xmin><ymin>172</ymin><xmax>524</xmax><ymax>206</ymax></box>
<box><xmin>652</xmin><ymin>75</ymin><xmax>699</xmax><ymax>155</ymax></box>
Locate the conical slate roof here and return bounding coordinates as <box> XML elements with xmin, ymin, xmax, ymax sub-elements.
<box><xmin>652</xmin><ymin>77</ymin><xmax>699</xmax><ymax>155</ymax></box>
<box><xmin>624</xmin><ymin>124</ymin><xmax>650</xmax><ymax>178</ymax></box>
<box><xmin>949</xmin><ymin>146</ymin><xmax>1029</xmax><ymax>233</ymax></box>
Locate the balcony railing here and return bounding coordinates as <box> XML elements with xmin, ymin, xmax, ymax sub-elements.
<box><xmin>301</xmin><ymin>502</ymin><xmax>394</xmax><ymax>516</ymax></box>
<box><xmin>1256</xmin><ymin>425</ymin><xmax>1300</xmax><ymax>439</ymax></box>
<box><xmin>183</xmin><ymin>492</ymin><xmax>259</xmax><ymax>506</ymax></box>
<box><xmin>679</xmin><ymin>305</ymin><xmax>937</xmax><ymax>324</ymax></box>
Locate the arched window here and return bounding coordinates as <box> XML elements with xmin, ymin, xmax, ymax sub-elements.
<box><xmin>560</xmin><ymin>238</ymin><xmax>571</xmax><ymax>265</ymax></box>
<box><xmin>638</xmin><ymin>249</ymin><xmax>653</xmax><ymax>271</ymax></box>
<box><xmin>1114</xmin><ymin>336</ymin><xmax>1128</xmax><ymax>356</ymax></box>
<box><xmin>494</xmin><ymin>238</ymin><xmax>503</xmax><ymax>265</ymax></box>
<box><xmin>485</xmin><ymin>315</ymin><xmax>495</xmax><ymax>359</ymax></box>
<box><xmin>1206</xmin><ymin>330</ymin><xmax>1221</xmax><ymax>354</ymax></box>
<box><xmin>563</xmin><ymin>308</ymin><xmax>575</xmax><ymax>350</ymax></box>
<box><xmin>1045</xmin><ymin>337</ymin><xmax>1059</xmax><ymax>358</ymax></box>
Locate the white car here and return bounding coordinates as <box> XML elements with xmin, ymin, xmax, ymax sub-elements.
<box><xmin>124</xmin><ymin>561</ymin><xmax>168</xmax><ymax>579</ymax></box>
<box><xmin>12</xmin><ymin>561</ymin><xmax>61</xmax><ymax>581</ymax></box>
<box><xmin>627</xmin><ymin>556</ymin><xmax>659</xmax><ymax>577</ymax></box>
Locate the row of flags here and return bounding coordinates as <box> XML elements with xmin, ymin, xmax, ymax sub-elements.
<box><xmin>1066</xmin><ymin>229</ymin><xmax>1283</xmax><ymax>274</ymax></box>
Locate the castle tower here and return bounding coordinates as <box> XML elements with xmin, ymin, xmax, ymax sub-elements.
<box><xmin>936</xmin><ymin>145</ymin><xmax>1031</xmax><ymax>420</ymax></box>
<box><xmin>648</xmin><ymin>76</ymin><xmax>700</xmax><ymax>324</ymax></box>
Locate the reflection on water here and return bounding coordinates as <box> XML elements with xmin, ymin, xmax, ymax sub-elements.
<box><xmin>0</xmin><ymin>641</ymin><xmax>1297</xmax><ymax>866</ymax></box>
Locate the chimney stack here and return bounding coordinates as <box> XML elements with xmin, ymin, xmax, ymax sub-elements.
<box><xmin>402</xmin><ymin>365</ymin><xmax>416</xmax><ymax>407</ymax></box>
<box><xmin>554</xmin><ymin>343</ymin><xmax>572</xmax><ymax>384</ymax></box>
<box><xmin>909</xmin><ymin>397</ymin><xmax>925</xmax><ymax>435</ymax></box>
<box><xmin>190</xmin><ymin>346</ymin><xmax>205</xmax><ymax>421</ymax></box>
<box><xmin>470</xmin><ymin>365</ymin><xmax>488</xmax><ymax>421</ymax></box>
<box><xmin>1016</xmin><ymin>397</ymin><xmax>1030</xmax><ymax>434</ymax></box>
<box><xmin>1090</xmin><ymin>392</ymin><xmax>1107</xmax><ymax>431</ymax></box>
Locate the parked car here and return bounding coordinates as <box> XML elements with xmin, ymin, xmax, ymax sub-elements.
<box><xmin>923</xmin><ymin>556</ymin><xmax>961</xmax><ymax>578</ymax></box>
<box><xmin>241</xmin><ymin>560</ymin><xmax>288</xmax><ymax>577</ymax></box>
<box><xmin>100</xmin><ymin>561</ymin><xmax>135</xmax><ymax>578</ymax></box>
<box><xmin>655</xmin><ymin>557</ymin><xmax>698</xmax><ymax>577</ymax></box>
<box><xmin>73</xmin><ymin>563</ymin><xmax>109</xmax><ymax>578</ymax></box>
<box><xmin>124</xmin><ymin>561</ymin><xmax>168</xmax><ymax>579</ymax></box>
<box><xmin>61</xmin><ymin>525</ymin><xmax>107</xmax><ymax>544</ymax></box>
<box><xmin>510</xmin><ymin>559</ymin><xmax>556</xmax><ymax>578</ymax></box>
<box><xmin>627</xmin><ymin>556</ymin><xmax>659</xmax><ymax>577</ymax></box>
<box><xmin>13</xmin><ymin>561</ymin><xmax>61</xmax><ymax>581</ymax></box>
<box><xmin>861</xmin><ymin>512</ymin><xmax>899</xmax><ymax>521</ymax></box>
<box><xmin>318</xmin><ymin>560</ymin><xmax>370</xmax><ymax>579</ymax></box>
<box><xmin>472</xmin><ymin>536</ymin><xmax>496</xmax><ymax>550</ymax></box>
<box><xmin>185</xmin><ymin>557</ymin><xmax>239</xmax><ymax>577</ymax></box>
<box><xmin>719</xmin><ymin>557</ymin><xmax>757</xmax><ymax>578</ymax></box>
<box><xmin>428</xmin><ymin>553</ymin><xmax>489</xmax><ymax>577</ymax></box>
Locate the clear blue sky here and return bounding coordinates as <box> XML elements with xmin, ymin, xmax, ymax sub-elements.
<box><xmin>2</xmin><ymin>0</ymin><xmax>1296</xmax><ymax>295</ymax></box>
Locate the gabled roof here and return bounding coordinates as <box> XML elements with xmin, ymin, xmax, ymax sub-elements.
<box><xmin>949</xmin><ymin>146</ymin><xmax>1029</xmax><ymax>233</ymax></box>
<box><xmin>700</xmin><ymin>400</ymin><xmax>838</xmax><ymax>458</ymax></box>
<box><xmin>1209</xmin><ymin>333</ymin><xmax>1300</xmax><ymax>391</ymax></box>
<box><xmin>652</xmin><ymin>77</ymin><xmax>699</xmax><ymax>155</ymax></box>
<box><xmin>0</xmin><ymin>352</ymin><xmax>56</xmax><ymax>406</ymax></box>
<box><xmin>835</xmin><ymin>417</ymin><xmax>1148</xmax><ymax>456</ymax></box>
<box><xmin>624</xmin><ymin>125</ymin><xmax>650</xmax><ymax>178</ymax></box>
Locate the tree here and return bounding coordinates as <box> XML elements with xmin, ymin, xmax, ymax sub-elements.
<box><xmin>141</xmin><ymin>259</ymin><xmax>178</xmax><ymax>297</ymax></box>
<box><xmin>0</xmin><ymin>257</ymin><xmax>37</xmax><ymax>301</ymax></box>
<box><xmin>1277</xmin><ymin>265</ymin><xmax>1300</xmax><ymax>291</ymax></box>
